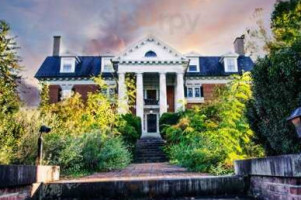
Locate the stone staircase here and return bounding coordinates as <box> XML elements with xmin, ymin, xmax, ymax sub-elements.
<box><xmin>134</xmin><ymin>137</ymin><xmax>168</xmax><ymax>163</ymax></box>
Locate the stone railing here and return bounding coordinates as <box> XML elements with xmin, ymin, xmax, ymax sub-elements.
<box><xmin>235</xmin><ymin>154</ymin><xmax>301</xmax><ymax>199</ymax></box>
<box><xmin>0</xmin><ymin>165</ymin><xmax>60</xmax><ymax>200</ymax></box>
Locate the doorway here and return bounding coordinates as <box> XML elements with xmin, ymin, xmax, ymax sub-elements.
<box><xmin>147</xmin><ymin>114</ymin><xmax>157</xmax><ymax>133</ymax></box>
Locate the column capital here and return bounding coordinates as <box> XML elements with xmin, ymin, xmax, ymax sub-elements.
<box><xmin>159</xmin><ymin>72</ymin><xmax>167</xmax><ymax>75</ymax></box>
<box><xmin>117</xmin><ymin>72</ymin><xmax>125</xmax><ymax>75</ymax></box>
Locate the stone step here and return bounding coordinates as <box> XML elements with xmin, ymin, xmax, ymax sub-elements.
<box><xmin>135</xmin><ymin>137</ymin><xmax>168</xmax><ymax>163</ymax></box>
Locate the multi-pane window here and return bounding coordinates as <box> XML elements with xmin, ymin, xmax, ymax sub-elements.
<box><xmin>195</xmin><ymin>88</ymin><xmax>200</xmax><ymax>97</ymax></box>
<box><xmin>109</xmin><ymin>88</ymin><xmax>115</xmax><ymax>98</ymax></box>
<box><xmin>187</xmin><ymin>87</ymin><xmax>202</xmax><ymax>98</ymax></box>
<box><xmin>101</xmin><ymin>87</ymin><xmax>115</xmax><ymax>99</ymax></box>
<box><xmin>60</xmin><ymin>57</ymin><xmax>75</xmax><ymax>73</ymax></box>
<box><xmin>187</xmin><ymin>88</ymin><xmax>193</xmax><ymax>98</ymax></box>
<box><xmin>225</xmin><ymin>58</ymin><xmax>237</xmax><ymax>72</ymax></box>
<box><xmin>102</xmin><ymin>58</ymin><xmax>114</xmax><ymax>72</ymax></box>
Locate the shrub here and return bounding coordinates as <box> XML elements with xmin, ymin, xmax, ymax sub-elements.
<box><xmin>97</xmin><ymin>136</ymin><xmax>132</xmax><ymax>171</ymax></box>
<box><xmin>117</xmin><ymin>114</ymin><xmax>141</xmax><ymax>145</ymax></box>
<box><xmin>164</xmin><ymin>73</ymin><xmax>264</xmax><ymax>175</ymax></box>
<box><xmin>159</xmin><ymin>112</ymin><xmax>181</xmax><ymax>139</ymax></box>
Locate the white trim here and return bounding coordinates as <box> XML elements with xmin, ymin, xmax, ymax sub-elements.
<box><xmin>185</xmin><ymin>79</ymin><xmax>231</xmax><ymax>84</ymax></box>
<box><xmin>113</xmin><ymin>34</ymin><xmax>188</xmax><ymax>62</ymax></box>
<box><xmin>186</xmin><ymin>97</ymin><xmax>205</xmax><ymax>103</ymax></box>
<box><xmin>44</xmin><ymin>80</ymin><xmax>116</xmax><ymax>86</ymax></box>
<box><xmin>118</xmin><ymin>64</ymin><xmax>186</xmax><ymax>74</ymax></box>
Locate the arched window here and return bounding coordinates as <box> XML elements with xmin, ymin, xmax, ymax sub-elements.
<box><xmin>145</xmin><ymin>51</ymin><xmax>157</xmax><ymax>57</ymax></box>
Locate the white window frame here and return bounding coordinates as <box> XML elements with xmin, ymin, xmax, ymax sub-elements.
<box><xmin>60</xmin><ymin>57</ymin><xmax>76</xmax><ymax>73</ymax></box>
<box><xmin>186</xmin><ymin>87</ymin><xmax>202</xmax><ymax>99</ymax></box>
<box><xmin>101</xmin><ymin>57</ymin><xmax>114</xmax><ymax>73</ymax></box>
<box><xmin>185</xmin><ymin>84</ymin><xmax>204</xmax><ymax>103</ymax></box>
<box><xmin>101</xmin><ymin>87</ymin><xmax>116</xmax><ymax>99</ymax></box>
<box><xmin>224</xmin><ymin>57</ymin><xmax>238</xmax><ymax>72</ymax></box>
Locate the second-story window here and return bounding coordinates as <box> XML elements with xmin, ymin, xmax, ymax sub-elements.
<box><xmin>225</xmin><ymin>58</ymin><xmax>238</xmax><ymax>72</ymax></box>
<box><xmin>102</xmin><ymin>57</ymin><xmax>114</xmax><ymax>72</ymax></box>
<box><xmin>60</xmin><ymin>57</ymin><xmax>75</xmax><ymax>73</ymax></box>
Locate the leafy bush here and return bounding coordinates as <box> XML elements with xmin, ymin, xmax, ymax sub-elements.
<box><xmin>164</xmin><ymin>73</ymin><xmax>264</xmax><ymax>175</ymax></box>
<box><xmin>117</xmin><ymin>114</ymin><xmax>141</xmax><ymax>145</ymax></box>
<box><xmin>159</xmin><ymin>112</ymin><xmax>181</xmax><ymax>139</ymax></box>
<box><xmin>97</xmin><ymin>136</ymin><xmax>132</xmax><ymax>171</ymax></box>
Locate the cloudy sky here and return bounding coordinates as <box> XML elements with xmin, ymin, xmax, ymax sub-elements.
<box><xmin>0</xmin><ymin>0</ymin><xmax>276</xmax><ymax>105</ymax></box>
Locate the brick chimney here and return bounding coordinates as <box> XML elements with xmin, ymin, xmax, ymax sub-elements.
<box><xmin>53</xmin><ymin>36</ymin><xmax>61</xmax><ymax>56</ymax></box>
<box><xmin>234</xmin><ymin>35</ymin><xmax>245</xmax><ymax>55</ymax></box>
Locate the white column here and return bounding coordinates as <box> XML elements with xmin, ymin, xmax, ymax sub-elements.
<box><xmin>60</xmin><ymin>84</ymin><xmax>73</xmax><ymax>99</ymax></box>
<box><xmin>175</xmin><ymin>72</ymin><xmax>185</xmax><ymax>112</ymax></box>
<box><xmin>136</xmin><ymin>73</ymin><xmax>144</xmax><ymax>132</ymax></box>
<box><xmin>118</xmin><ymin>72</ymin><xmax>128</xmax><ymax>114</ymax></box>
<box><xmin>159</xmin><ymin>72</ymin><xmax>167</xmax><ymax>116</ymax></box>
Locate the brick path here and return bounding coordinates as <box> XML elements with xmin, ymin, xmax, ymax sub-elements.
<box><xmin>58</xmin><ymin>162</ymin><xmax>210</xmax><ymax>183</ymax></box>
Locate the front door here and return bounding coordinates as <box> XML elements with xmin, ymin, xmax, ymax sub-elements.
<box><xmin>147</xmin><ymin>114</ymin><xmax>157</xmax><ymax>133</ymax></box>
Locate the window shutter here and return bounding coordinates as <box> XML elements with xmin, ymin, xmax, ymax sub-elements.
<box><xmin>200</xmin><ymin>86</ymin><xmax>204</xmax><ymax>97</ymax></box>
<box><xmin>184</xmin><ymin>86</ymin><xmax>187</xmax><ymax>97</ymax></box>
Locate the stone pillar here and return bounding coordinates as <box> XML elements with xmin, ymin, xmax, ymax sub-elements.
<box><xmin>118</xmin><ymin>72</ymin><xmax>128</xmax><ymax>114</ymax></box>
<box><xmin>159</xmin><ymin>72</ymin><xmax>167</xmax><ymax>116</ymax></box>
<box><xmin>60</xmin><ymin>84</ymin><xmax>73</xmax><ymax>99</ymax></box>
<box><xmin>136</xmin><ymin>73</ymin><xmax>144</xmax><ymax>132</ymax></box>
<box><xmin>175</xmin><ymin>72</ymin><xmax>185</xmax><ymax>111</ymax></box>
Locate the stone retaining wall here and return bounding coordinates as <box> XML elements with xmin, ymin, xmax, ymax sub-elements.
<box><xmin>0</xmin><ymin>165</ymin><xmax>59</xmax><ymax>200</ymax></box>
<box><xmin>41</xmin><ymin>176</ymin><xmax>248</xmax><ymax>199</ymax></box>
<box><xmin>235</xmin><ymin>154</ymin><xmax>301</xmax><ymax>200</ymax></box>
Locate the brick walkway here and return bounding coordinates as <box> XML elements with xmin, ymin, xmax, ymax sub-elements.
<box><xmin>59</xmin><ymin>162</ymin><xmax>210</xmax><ymax>183</ymax></box>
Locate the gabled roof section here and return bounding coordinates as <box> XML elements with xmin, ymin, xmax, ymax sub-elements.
<box><xmin>113</xmin><ymin>35</ymin><xmax>188</xmax><ymax>63</ymax></box>
<box><xmin>35</xmin><ymin>56</ymin><xmax>113</xmax><ymax>79</ymax></box>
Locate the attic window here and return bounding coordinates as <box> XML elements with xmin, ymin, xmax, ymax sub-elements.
<box><xmin>102</xmin><ymin>57</ymin><xmax>114</xmax><ymax>72</ymax></box>
<box><xmin>145</xmin><ymin>51</ymin><xmax>157</xmax><ymax>57</ymax></box>
<box><xmin>60</xmin><ymin>57</ymin><xmax>75</xmax><ymax>73</ymax></box>
<box><xmin>225</xmin><ymin>58</ymin><xmax>238</xmax><ymax>72</ymax></box>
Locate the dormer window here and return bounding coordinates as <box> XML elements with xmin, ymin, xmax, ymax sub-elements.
<box><xmin>101</xmin><ymin>57</ymin><xmax>114</xmax><ymax>72</ymax></box>
<box><xmin>224</xmin><ymin>58</ymin><xmax>238</xmax><ymax>72</ymax></box>
<box><xmin>60</xmin><ymin>57</ymin><xmax>75</xmax><ymax>73</ymax></box>
<box><xmin>187</xmin><ymin>57</ymin><xmax>200</xmax><ymax>72</ymax></box>
<box><xmin>145</xmin><ymin>51</ymin><xmax>157</xmax><ymax>57</ymax></box>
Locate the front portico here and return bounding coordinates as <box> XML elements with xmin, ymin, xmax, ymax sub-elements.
<box><xmin>113</xmin><ymin>36</ymin><xmax>188</xmax><ymax>137</ymax></box>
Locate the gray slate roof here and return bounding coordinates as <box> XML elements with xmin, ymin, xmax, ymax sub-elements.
<box><xmin>35</xmin><ymin>56</ymin><xmax>254</xmax><ymax>79</ymax></box>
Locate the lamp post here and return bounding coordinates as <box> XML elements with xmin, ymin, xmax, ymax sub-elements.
<box><xmin>36</xmin><ymin>125</ymin><xmax>51</xmax><ymax>165</ymax></box>
<box><xmin>287</xmin><ymin>107</ymin><xmax>301</xmax><ymax>138</ymax></box>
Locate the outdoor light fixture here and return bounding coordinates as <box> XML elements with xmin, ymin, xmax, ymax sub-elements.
<box><xmin>37</xmin><ymin>125</ymin><xmax>51</xmax><ymax>165</ymax></box>
<box><xmin>287</xmin><ymin>107</ymin><xmax>301</xmax><ymax>138</ymax></box>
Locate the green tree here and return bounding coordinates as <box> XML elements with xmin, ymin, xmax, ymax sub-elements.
<box><xmin>0</xmin><ymin>20</ymin><xmax>21</xmax><ymax>164</ymax></box>
<box><xmin>271</xmin><ymin>0</ymin><xmax>301</xmax><ymax>48</ymax></box>
<box><xmin>247</xmin><ymin>0</ymin><xmax>301</xmax><ymax>155</ymax></box>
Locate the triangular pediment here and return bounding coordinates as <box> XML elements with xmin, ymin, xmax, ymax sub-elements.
<box><xmin>113</xmin><ymin>35</ymin><xmax>188</xmax><ymax>62</ymax></box>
